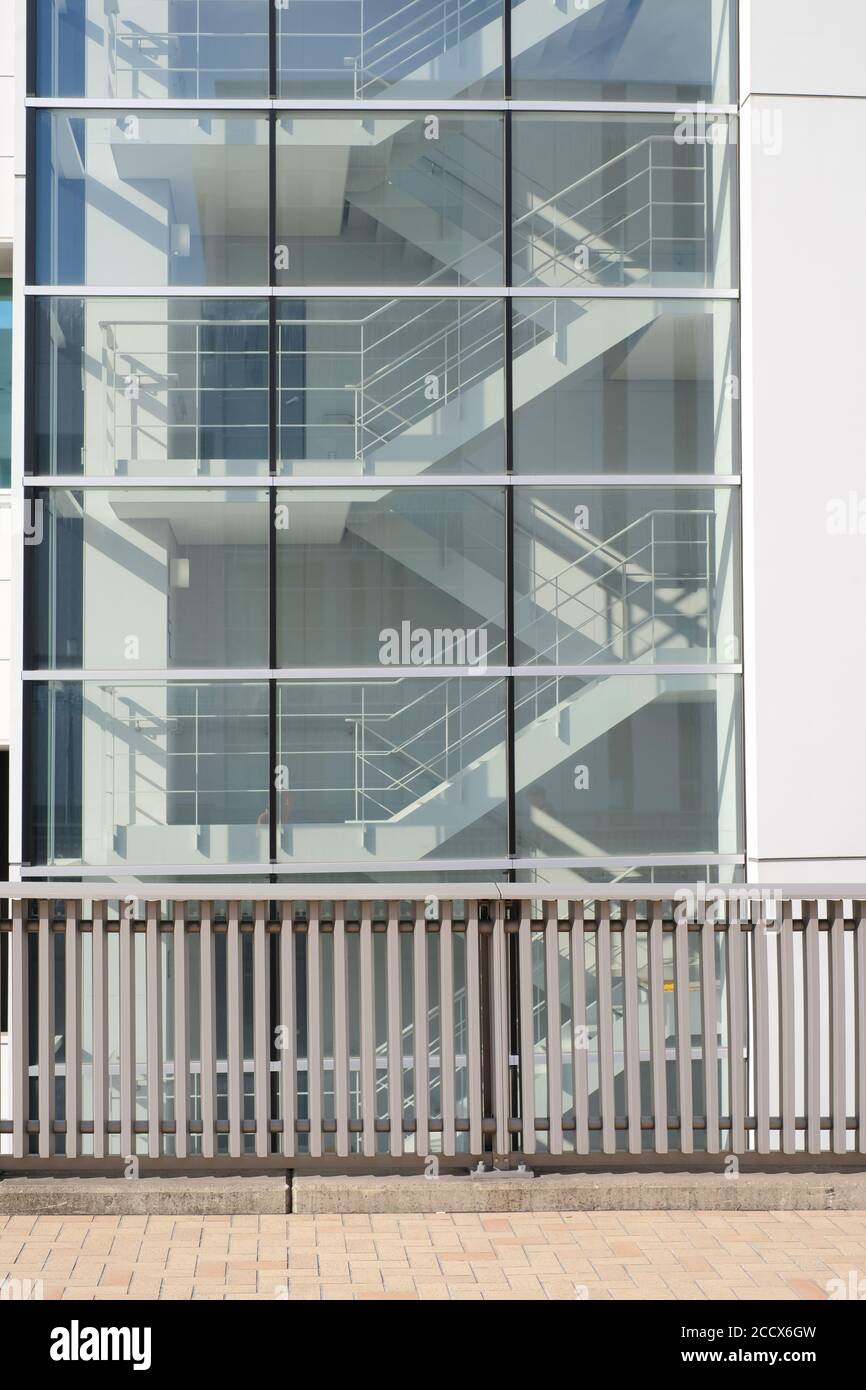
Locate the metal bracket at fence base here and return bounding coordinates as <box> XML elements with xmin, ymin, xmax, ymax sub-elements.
<box><xmin>471</xmin><ymin>1161</ymin><xmax>534</xmax><ymax>1180</ymax></box>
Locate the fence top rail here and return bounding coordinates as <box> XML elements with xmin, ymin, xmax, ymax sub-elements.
<box><xmin>0</xmin><ymin>882</ymin><xmax>864</xmax><ymax>903</ymax></box>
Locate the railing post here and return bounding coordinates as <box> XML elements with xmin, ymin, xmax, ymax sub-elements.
<box><xmin>92</xmin><ymin>900</ymin><xmax>108</xmax><ymax>1160</ymax></box>
<box><xmin>11</xmin><ymin>901</ymin><xmax>27</xmax><ymax>1159</ymax></box>
<box><xmin>119</xmin><ymin>907</ymin><xmax>136</xmax><ymax>1161</ymax></box>
<box><xmin>64</xmin><ymin>901</ymin><xmax>81</xmax><ymax>1160</ymax></box>
<box><xmin>200</xmin><ymin>903</ymin><xmax>217</xmax><ymax>1159</ymax></box>
<box><xmin>146</xmin><ymin>900</ymin><xmax>163</xmax><ymax>1159</ymax></box>
<box><xmin>37</xmin><ymin>902</ymin><xmax>54</xmax><ymax>1160</ymax></box>
<box><xmin>174</xmin><ymin>902</ymin><xmax>190</xmax><ymax>1160</ymax></box>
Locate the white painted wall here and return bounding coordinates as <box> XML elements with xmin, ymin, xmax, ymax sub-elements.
<box><xmin>741</xmin><ymin>1</ymin><xmax>866</xmax><ymax>879</ymax></box>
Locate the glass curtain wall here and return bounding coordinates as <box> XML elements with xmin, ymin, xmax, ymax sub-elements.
<box><xmin>26</xmin><ymin>0</ymin><xmax>742</xmax><ymax>884</ymax></box>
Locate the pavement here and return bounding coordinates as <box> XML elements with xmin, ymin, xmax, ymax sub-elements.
<box><xmin>1</xmin><ymin>1210</ymin><xmax>865</xmax><ymax>1301</ymax></box>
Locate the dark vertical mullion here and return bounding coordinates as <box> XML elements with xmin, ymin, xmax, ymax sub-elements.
<box><xmin>268</xmin><ymin>0</ymin><xmax>278</xmax><ymax>98</ymax></box>
<box><xmin>268</xmin><ymin>107</ymin><xmax>278</xmax><ymax>869</ymax></box>
<box><xmin>504</xmin><ymin>96</ymin><xmax>516</xmax><ymax>877</ymax></box>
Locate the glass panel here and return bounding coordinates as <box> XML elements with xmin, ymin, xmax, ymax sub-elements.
<box><xmin>36</xmin><ymin>0</ymin><xmax>271</xmax><ymax>98</ymax></box>
<box><xmin>277</xmin><ymin>677</ymin><xmax>507</xmax><ymax>863</ymax></box>
<box><xmin>35</xmin><ymin>112</ymin><xmax>270</xmax><ymax>286</ymax></box>
<box><xmin>28</xmin><ymin>680</ymin><xmax>270</xmax><ymax>867</ymax></box>
<box><xmin>515</xmin><ymin>863</ymin><xmax>744</xmax><ymax>887</ymax></box>
<box><xmin>511</xmin><ymin>0</ymin><xmax>736</xmax><ymax>104</ymax></box>
<box><xmin>275</xmin><ymin>114</ymin><xmax>504</xmax><ymax>287</ymax></box>
<box><xmin>33</xmin><ymin>298</ymin><xmax>270</xmax><ymax>478</ymax></box>
<box><xmin>278</xmin><ymin>0</ymin><xmax>504</xmax><ymax>99</ymax></box>
<box><xmin>512</xmin><ymin>299</ymin><xmax>738</xmax><ymax>476</ymax></box>
<box><xmin>29</xmin><ymin>488</ymin><xmax>269</xmax><ymax>669</ymax></box>
<box><xmin>277</xmin><ymin>297</ymin><xmax>505</xmax><ymax>477</ymax></box>
<box><xmin>276</xmin><ymin>486</ymin><xmax>506</xmax><ymax>665</ymax></box>
<box><xmin>513</xmin><ymin>487</ymin><xmax>740</xmax><ymax>665</ymax></box>
<box><xmin>0</xmin><ymin>279</ymin><xmax>10</xmax><ymax>488</ymax></box>
<box><xmin>514</xmin><ymin>674</ymin><xmax>743</xmax><ymax>858</ymax></box>
<box><xmin>512</xmin><ymin>113</ymin><xmax>737</xmax><ymax>290</ymax></box>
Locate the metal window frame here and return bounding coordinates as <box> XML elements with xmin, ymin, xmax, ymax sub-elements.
<box><xmin>17</xmin><ymin>7</ymin><xmax>744</xmax><ymax>878</ymax></box>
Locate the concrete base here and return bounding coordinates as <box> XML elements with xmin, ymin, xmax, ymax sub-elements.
<box><xmin>291</xmin><ymin>1171</ymin><xmax>866</xmax><ymax>1215</ymax></box>
<box><xmin>2</xmin><ymin>1170</ymin><xmax>866</xmax><ymax>1216</ymax></box>
<box><xmin>0</xmin><ymin>1176</ymin><xmax>289</xmax><ymax>1216</ymax></box>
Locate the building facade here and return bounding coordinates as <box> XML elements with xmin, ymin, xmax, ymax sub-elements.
<box><xmin>1</xmin><ymin>0</ymin><xmax>866</xmax><ymax>1169</ymax></box>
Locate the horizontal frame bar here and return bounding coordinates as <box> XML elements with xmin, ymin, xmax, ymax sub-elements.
<box><xmin>22</xmin><ymin>665</ymin><xmax>743</xmax><ymax>680</ymax></box>
<box><xmin>25</xmin><ymin>99</ymin><xmax>740</xmax><ymax>114</ymax></box>
<box><xmin>25</xmin><ymin>286</ymin><xmax>740</xmax><ymax>300</ymax></box>
<box><xmin>23</xmin><ymin>474</ymin><xmax>743</xmax><ymax>489</ymax></box>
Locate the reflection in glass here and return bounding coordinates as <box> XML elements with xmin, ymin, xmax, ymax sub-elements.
<box><xmin>278</xmin><ymin>0</ymin><xmax>504</xmax><ymax>99</ymax></box>
<box><xmin>28</xmin><ymin>681</ymin><xmax>270</xmax><ymax>867</ymax></box>
<box><xmin>512</xmin><ymin>299</ymin><xmax>738</xmax><ymax>475</ymax></box>
<box><xmin>33</xmin><ymin>298</ymin><xmax>270</xmax><ymax>477</ymax></box>
<box><xmin>36</xmin><ymin>0</ymin><xmax>271</xmax><ymax>98</ymax></box>
<box><xmin>277</xmin><ymin>487</ymin><xmax>506</xmax><ymax>666</ymax></box>
<box><xmin>277</xmin><ymin>678</ymin><xmax>507</xmax><ymax>862</ymax></box>
<box><xmin>513</xmin><ymin>488</ymin><xmax>740</xmax><ymax>666</ymax></box>
<box><xmin>275</xmin><ymin>114</ymin><xmax>504</xmax><ymax>286</ymax></box>
<box><xmin>512</xmin><ymin>114</ymin><xmax>737</xmax><ymax>290</ymax></box>
<box><xmin>514</xmin><ymin>674</ymin><xmax>743</xmax><ymax>858</ymax></box>
<box><xmin>35</xmin><ymin>112</ymin><xmax>270</xmax><ymax>286</ymax></box>
<box><xmin>277</xmin><ymin>298</ymin><xmax>504</xmax><ymax>476</ymax></box>
<box><xmin>29</xmin><ymin>489</ymin><xmax>270</xmax><ymax>669</ymax></box>
<box><xmin>511</xmin><ymin>0</ymin><xmax>736</xmax><ymax>104</ymax></box>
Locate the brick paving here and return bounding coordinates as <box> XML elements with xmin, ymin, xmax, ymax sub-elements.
<box><xmin>1</xmin><ymin>1211</ymin><xmax>865</xmax><ymax>1301</ymax></box>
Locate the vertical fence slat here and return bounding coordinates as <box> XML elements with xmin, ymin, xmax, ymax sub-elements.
<box><xmin>597</xmin><ymin>903</ymin><xmax>616</xmax><ymax>1155</ymax></box>
<box><xmin>413</xmin><ymin>905</ymin><xmax>429</xmax><ymax>1157</ymax></box>
<box><xmin>333</xmin><ymin>903</ymin><xmax>349</xmax><ymax>1159</ymax></box>
<box><xmin>570</xmin><ymin>903</ymin><xmax>589</xmax><ymax>1155</ymax></box>
<box><xmin>146</xmin><ymin>901</ymin><xmax>162</xmax><ymax>1159</ymax></box>
<box><xmin>648</xmin><ymin>902</ymin><xmax>667</xmax><ymax>1155</ymax></box>
<box><xmin>623</xmin><ymin>903</ymin><xmax>641</xmax><ymax>1156</ymax></box>
<box><xmin>466</xmin><ymin>901</ymin><xmax>483</xmax><ymax>1157</ymax></box>
<box><xmin>544</xmin><ymin>901</ymin><xmax>563</xmax><ymax>1155</ymax></box>
<box><xmin>490</xmin><ymin>900</ymin><xmax>510</xmax><ymax>1157</ymax></box>
<box><xmin>779</xmin><ymin>905</ymin><xmax>796</xmax><ymax>1154</ymax></box>
<box><xmin>11</xmin><ymin>901</ymin><xmax>27</xmax><ymax>1158</ymax></box>
<box><xmin>174</xmin><ymin>905</ymin><xmax>189</xmax><ymax>1159</ymax></box>
<box><xmin>226</xmin><ymin>901</ymin><xmax>242</xmax><ymax>1159</ymax></box>
<box><xmin>38</xmin><ymin>902</ymin><xmax>54</xmax><ymax>1159</ymax></box>
<box><xmin>200</xmin><ymin>905</ymin><xmax>216</xmax><ymax>1161</ymax></box>
<box><xmin>753</xmin><ymin>914</ymin><xmax>771</xmax><ymax>1154</ymax></box>
<box><xmin>279</xmin><ymin>904</ymin><xmax>296</xmax><ymax>1158</ymax></box>
<box><xmin>674</xmin><ymin>916</ymin><xmax>693</xmax><ymax>1154</ymax></box>
<box><xmin>440</xmin><ymin>905</ymin><xmax>456</xmax><ymax>1157</ymax></box>
<box><xmin>386</xmin><ymin>903</ymin><xmax>403</xmax><ymax>1159</ymax></box>
<box><xmin>830</xmin><ymin>901</ymin><xmax>847</xmax><ymax>1155</ymax></box>
<box><xmin>120</xmin><ymin>911</ymin><xmax>136</xmax><ymax>1161</ymax></box>
<box><xmin>518</xmin><ymin>904</ymin><xmax>536</xmax><ymax>1156</ymax></box>
<box><xmin>253</xmin><ymin>903</ymin><xmax>268</xmax><ymax>1159</ymax></box>
<box><xmin>857</xmin><ymin>903</ymin><xmax>866</xmax><ymax>1156</ymax></box>
<box><xmin>359</xmin><ymin>904</ymin><xmax>376</xmax><ymax>1158</ymax></box>
<box><xmin>805</xmin><ymin>902</ymin><xmax>821</xmax><ymax>1154</ymax></box>
<box><xmin>700</xmin><ymin>916</ymin><xmax>719</xmax><ymax>1154</ymax></box>
<box><xmin>727</xmin><ymin>903</ymin><xmax>745</xmax><ymax>1154</ymax></box>
<box><xmin>64</xmin><ymin>901</ymin><xmax>80</xmax><ymax>1160</ymax></box>
<box><xmin>307</xmin><ymin>906</ymin><xmax>322</xmax><ymax>1159</ymax></box>
<box><xmin>92</xmin><ymin>900</ymin><xmax>108</xmax><ymax>1160</ymax></box>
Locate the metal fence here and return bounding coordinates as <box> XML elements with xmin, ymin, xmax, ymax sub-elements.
<box><xmin>1</xmin><ymin>886</ymin><xmax>864</xmax><ymax>1170</ymax></box>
